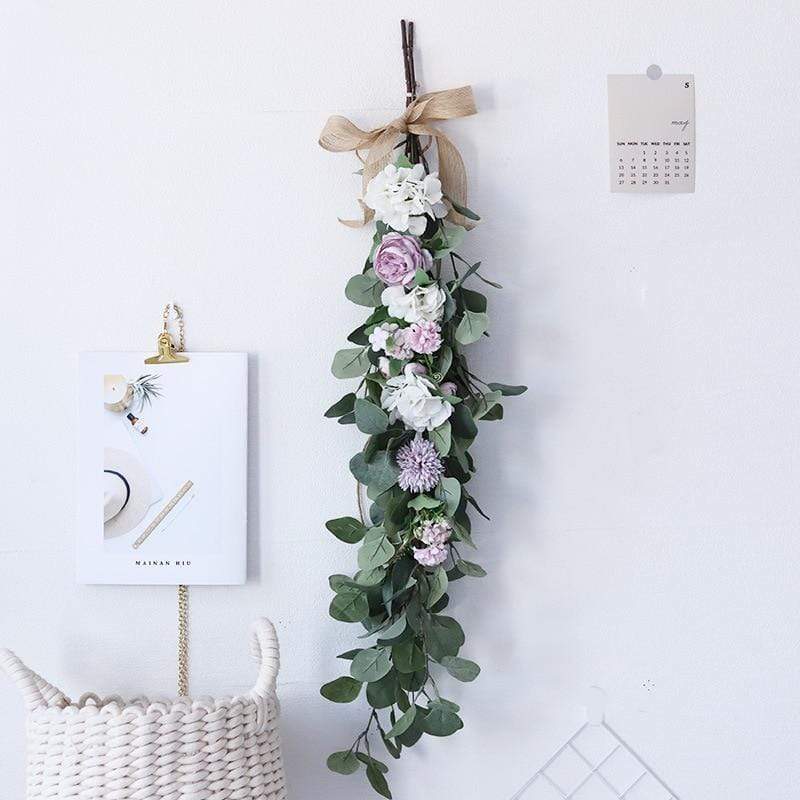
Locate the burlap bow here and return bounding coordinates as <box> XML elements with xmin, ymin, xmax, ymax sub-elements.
<box><xmin>319</xmin><ymin>85</ymin><xmax>477</xmax><ymax>227</ymax></box>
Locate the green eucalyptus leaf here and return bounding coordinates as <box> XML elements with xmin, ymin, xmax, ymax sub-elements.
<box><xmin>473</xmin><ymin>390</ymin><xmax>503</xmax><ymax>420</ymax></box>
<box><xmin>408</xmin><ymin>494</ymin><xmax>442</xmax><ymax>511</ymax></box>
<box><xmin>347</xmin><ymin>325</ymin><xmax>370</xmax><ymax>345</ymax></box>
<box><xmin>421</xmin><ymin>701</ymin><xmax>464</xmax><ymax>737</ymax></box>
<box><xmin>386</xmin><ymin>705</ymin><xmax>417</xmax><ymax>738</ymax></box>
<box><xmin>332</xmin><ymin>347</ymin><xmax>371</xmax><ymax>379</ymax></box>
<box><xmin>329</xmin><ymin>589</ymin><xmax>370</xmax><ymax>623</ymax></box>
<box><xmin>396</xmin><ymin>704</ymin><xmax>427</xmax><ymax>746</ymax></box>
<box><xmin>391</xmin><ymin>638</ymin><xmax>426</xmax><ymax>673</ymax></box>
<box><xmin>440</xmin><ymin>655</ymin><xmax>481</xmax><ymax>682</ymax></box>
<box><xmin>354</xmin><ymin>398</ymin><xmax>389</xmax><ymax>435</ymax></box>
<box><xmin>327</xmin><ymin>750</ymin><xmax>360</xmax><ymax>775</ymax></box>
<box><xmin>324</xmin><ymin>392</ymin><xmax>356</xmax><ymax>418</ymax></box>
<box><xmin>447</xmin><ymin>198</ymin><xmax>481</xmax><ymax>221</ymax></box>
<box><xmin>366</xmin><ymin>669</ymin><xmax>398</xmax><ymax>709</ymax></box>
<box><xmin>455</xmin><ymin>310</ymin><xmax>489</xmax><ymax>345</ymax></box>
<box><xmin>430</xmin><ymin>421</ymin><xmax>451</xmax><ymax>456</ymax></box>
<box><xmin>424</xmin><ymin>615</ymin><xmax>465</xmax><ymax>661</ymax></box>
<box><xmin>325</xmin><ymin>516</ymin><xmax>367</xmax><ymax>544</ymax></box>
<box><xmin>436</xmin><ymin>345</ymin><xmax>453</xmax><ymax>378</ymax></box>
<box><xmin>350</xmin><ymin>647</ymin><xmax>393</xmax><ymax>683</ymax></box>
<box><xmin>355</xmin><ymin>566</ymin><xmax>387</xmax><ymax>586</ymax></box>
<box><xmin>345</xmin><ymin>270</ymin><xmax>384</xmax><ymax>307</ymax></box>
<box><xmin>357</xmin><ymin>753</ymin><xmax>389</xmax><ymax>774</ymax></box>
<box><xmin>487</xmin><ymin>382</ymin><xmax>528</xmax><ymax>396</ymax></box>
<box><xmin>337</xmin><ymin>648</ymin><xmax>361</xmax><ymax>660</ymax></box>
<box><xmin>482</xmin><ymin>403</ymin><xmax>504</xmax><ymax>421</ymax></box>
<box><xmin>366</xmin><ymin>762</ymin><xmax>392</xmax><ymax>799</ymax></box>
<box><xmin>337</xmin><ymin>411</ymin><xmax>356</xmax><ymax>425</ymax></box>
<box><xmin>460</xmin><ymin>287</ymin><xmax>487</xmax><ymax>313</ymax></box>
<box><xmin>413</xmin><ymin>269</ymin><xmax>432</xmax><ymax>286</ymax></box>
<box><xmin>349</xmin><ymin>451</ymin><xmax>400</xmax><ymax>493</ymax></box>
<box><xmin>320</xmin><ymin>676</ymin><xmax>362</xmax><ymax>703</ymax></box>
<box><xmin>456</xmin><ymin>559</ymin><xmax>487</xmax><ymax>577</ymax></box>
<box><xmin>436</xmin><ymin>477</ymin><xmax>461</xmax><ymax>517</ymax></box>
<box><xmin>426</xmin><ymin>567</ymin><xmax>448</xmax><ymax>609</ymax></box>
<box><xmin>357</xmin><ymin>532</ymin><xmax>395</xmax><ymax>570</ymax></box>
<box><xmin>376</xmin><ymin>615</ymin><xmax>407</xmax><ymax>642</ymax></box>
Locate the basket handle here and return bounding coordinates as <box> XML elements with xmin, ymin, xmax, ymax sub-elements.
<box><xmin>249</xmin><ymin>618</ymin><xmax>280</xmax><ymax>697</ymax></box>
<box><xmin>0</xmin><ymin>648</ymin><xmax>69</xmax><ymax>712</ymax></box>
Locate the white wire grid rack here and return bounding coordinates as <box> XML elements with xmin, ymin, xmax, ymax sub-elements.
<box><xmin>509</xmin><ymin>720</ymin><xmax>680</xmax><ymax>800</ymax></box>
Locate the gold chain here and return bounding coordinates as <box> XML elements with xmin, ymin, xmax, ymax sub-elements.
<box><xmin>162</xmin><ymin>302</ymin><xmax>185</xmax><ymax>351</ymax></box>
<box><xmin>164</xmin><ymin>302</ymin><xmax>189</xmax><ymax>697</ymax></box>
<box><xmin>177</xmin><ymin>584</ymin><xmax>189</xmax><ymax>696</ymax></box>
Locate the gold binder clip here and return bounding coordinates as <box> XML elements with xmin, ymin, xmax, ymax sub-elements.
<box><xmin>145</xmin><ymin>303</ymin><xmax>189</xmax><ymax>364</ymax></box>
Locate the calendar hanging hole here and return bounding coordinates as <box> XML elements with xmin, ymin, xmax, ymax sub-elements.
<box><xmin>646</xmin><ymin>64</ymin><xmax>663</xmax><ymax>80</ymax></box>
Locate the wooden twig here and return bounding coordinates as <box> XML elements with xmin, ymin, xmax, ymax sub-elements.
<box><xmin>401</xmin><ymin>19</ymin><xmax>420</xmax><ymax>163</ymax></box>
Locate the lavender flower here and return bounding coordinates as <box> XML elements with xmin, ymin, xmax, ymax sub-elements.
<box><xmin>396</xmin><ymin>436</ymin><xmax>445</xmax><ymax>493</ymax></box>
<box><xmin>405</xmin><ymin>320</ymin><xmax>443</xmax><ymax>355</ymax></box>
<box><xmin>413</xmin><ymin>544</ymin><xmax>448</xmax><ymax>567</ymax></box>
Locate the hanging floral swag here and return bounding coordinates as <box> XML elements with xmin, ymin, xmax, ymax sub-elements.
<box><xmin>318</xmin><ymin>20</ymin><xmax>526</xmax><ymax>799</ymax></box>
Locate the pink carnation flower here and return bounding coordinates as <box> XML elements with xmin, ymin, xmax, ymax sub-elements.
<box><xmin>405</xmin><ymin>320</ymin><xmax>442</xmax><ymax>355</ymax></box>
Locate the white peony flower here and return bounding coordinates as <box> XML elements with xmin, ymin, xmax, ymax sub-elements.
<box><xmin>381</xmin><ymin>365</ymin><xmax>454</xmax><ymax>432</ymax></box>
<box><xmin>364</xmin><ymin>163</ymin><xmax>447</xmax><ymax>235</ymax></box>
<box><xmin>381</xmin><ymin>284</ymin><xmax>446</xmax><ymax>324</ymax></box>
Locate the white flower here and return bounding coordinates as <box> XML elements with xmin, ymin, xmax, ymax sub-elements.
<box><xmin>381</xmin><ymin>284</ymin><xmax>446</xmax><ymax>324</ymax></box>
<box><xmin>368</xmin><ymin>322</ymin><xmax>413</xmax><ymax>359</ymax></box>
<box><xmin>380</xmin><ymin>365</ymin><xmax>453</xmax><ymax>432</ymax></box>
<box><xmin>363</xmin><ymin>163</ymin><xmax>447</xmax><ymax>235</ymax></box>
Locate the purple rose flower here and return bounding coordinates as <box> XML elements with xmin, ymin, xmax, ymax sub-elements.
<box><xmin>373</xmin><ymin>233</ymin><xmax>433</xmax><ymax>286</ymax></box>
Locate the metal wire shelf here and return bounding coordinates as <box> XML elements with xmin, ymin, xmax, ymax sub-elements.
<box><xmin>509</xmin><ymin>704</ymin><xmax>680</xmax><ymax>800</ymax></box>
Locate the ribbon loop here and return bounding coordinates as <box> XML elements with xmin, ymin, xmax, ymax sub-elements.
<box><xmin>319</xmin><ymin>86</ymin><xmax>477</xmax><ymax>228</ymax></box>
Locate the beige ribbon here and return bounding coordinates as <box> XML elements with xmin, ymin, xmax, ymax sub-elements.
<box><xmin>319</xmin><ymin>85</ymin><xmax>477</xmax><ymax>227</ymax></box>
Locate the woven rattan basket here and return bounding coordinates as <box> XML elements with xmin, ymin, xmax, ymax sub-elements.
<box><xmin>1</xmin><ymin>618</ymin><xmax>286</xmax><ymax>800</ymax></box>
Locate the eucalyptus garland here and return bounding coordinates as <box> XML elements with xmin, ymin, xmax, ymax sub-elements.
<box><xmin>320</xmin><ymin>23</ymin><xmax>525</xmax><ymax>799</ymax></box>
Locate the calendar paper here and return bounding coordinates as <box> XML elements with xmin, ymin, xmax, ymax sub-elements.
<box><xmin>608</xmin><ymin>73</ymin><xmax>695</xmax><ymax>193</ymax></box>
<box><xmin>77</xmin><ymin>352</ymin><xmax>248</xmax><ymax>585</ymax></box>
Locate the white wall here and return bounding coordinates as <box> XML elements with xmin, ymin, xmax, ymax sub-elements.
<box><xmin>2</xmin><ymin>2</ymin><xmax>798</xmax><ymax>798</ymax></box>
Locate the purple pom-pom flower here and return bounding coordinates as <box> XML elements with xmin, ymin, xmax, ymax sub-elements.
<box><xmin>396</xmin><ymin>435</ymin><xmax>445</xmax><ymax>493</ymax></box>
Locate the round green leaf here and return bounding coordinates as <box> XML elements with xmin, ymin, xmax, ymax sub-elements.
<box><xmin>329</xmin><ymin>589</ymin><xmax>369</xmax><ymax>623</ymax></box>
<box><xmin>440</xmin><ymin>655</ymin><xmax>481</xmax><ymax>682</ymax></box>
<box><xmin>366</xmin><ymin>669</ymin><xmax>398</xmax><ymax>709</ymax></box>
<box><xmin>327</xmin><ymin>750</ymin><xmax>360</xmax><ymax>775</ymax></box>
<box><xmin>487</xmin><ymin>382</ymin><xmax>528</xmax><ymax>396</ymax></box>
<box><xmin>325</xmin><ymin>516</ymin><xmax>367</xmax><ymax>544</ymax></box>
<box><xmin>320</xmin><ymin>676</ymin><xmax>363</xmax><ymax>703</ymax></box>
<box><xmin>350</xmin><ymin>647</ymin><xmax>393</xmax><ymax>683</ymax></box>
<box><xmin>345</xmin><ymin>270</ymin><xmax>383</xmax><ymax>307</ymax></box>
<box><xmin>424</xmin><ymin>615</ymin><xmax>465</xmax><ymax>661</ymax></box>
<box><xmin>354</xmin><ymin>398</ymin><xmax>389</xmax><ymax>435</ymax></box>
<box><xmin>331</xmin><ymin>347</ymin><xmax>371</xmax><ymax>379</ymax></box>
<box><xmin>455</xmin><ymin>309</ymin><xmax>488</xmax><ymax>345</ymax></box>
<box><xmin>421</xmin><ymin>701</ymin><xmax>464</xmax><ymax>737</ymax></box>
<box><xmin>357</xmin><ymin>533</ymin><xmax>395</xmax><ymax>570</ymax></box>
<box><xmin>392</xmin><ymin>639</ymin><xmax>426</xmax><ymax>674</ymax></box>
